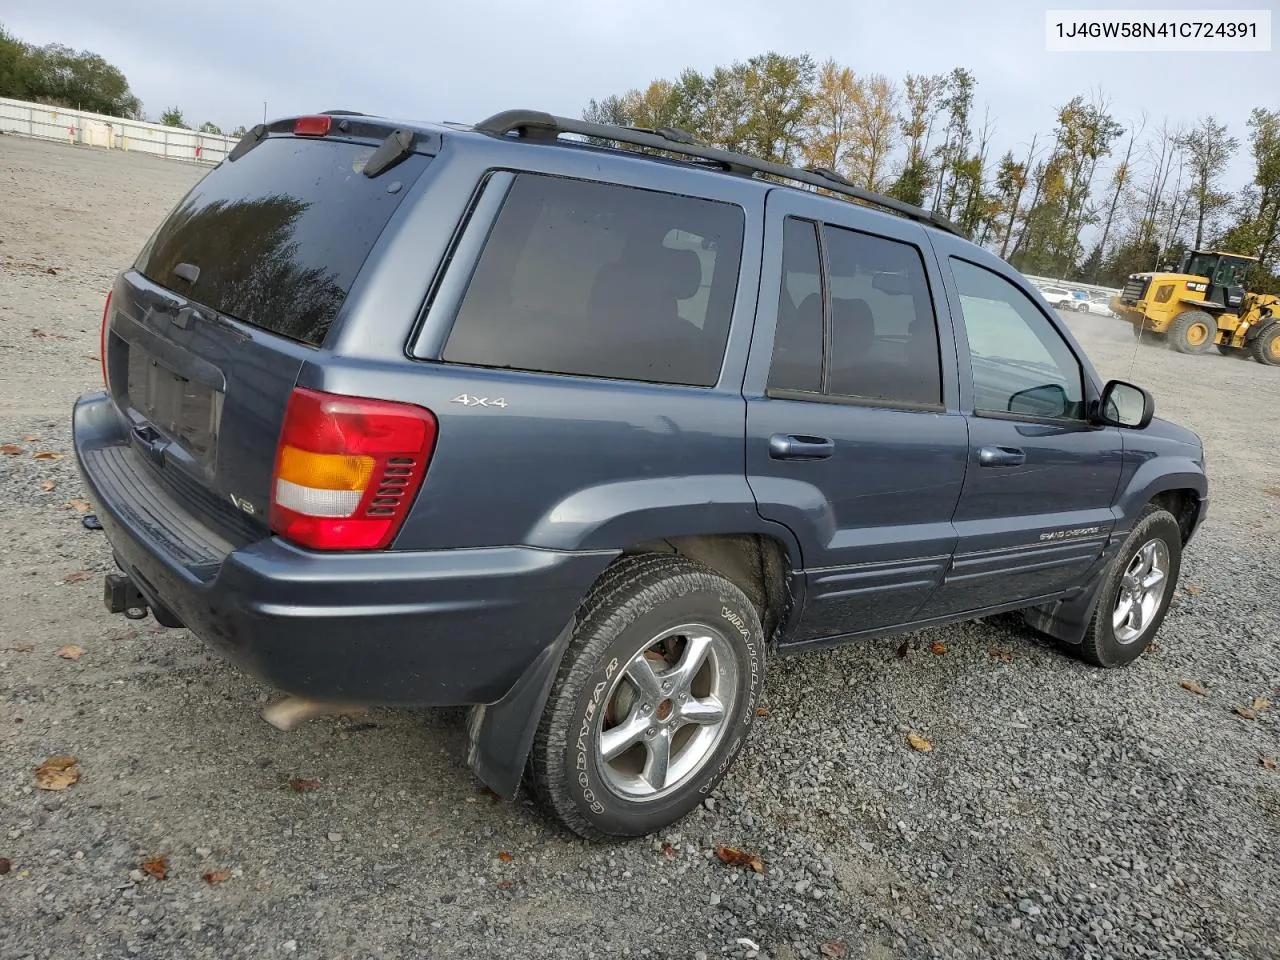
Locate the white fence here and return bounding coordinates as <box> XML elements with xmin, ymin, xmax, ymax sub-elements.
<box><xmin>0</xmin><ymin>96</ymin><xmax>237</xmax><ymax>165</ymax></box>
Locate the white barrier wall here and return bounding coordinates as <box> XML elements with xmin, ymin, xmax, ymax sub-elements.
<box><xmin>0</xmin><ymin>96</ymin><xmax>237</xmax><ymax>165</ymax></box>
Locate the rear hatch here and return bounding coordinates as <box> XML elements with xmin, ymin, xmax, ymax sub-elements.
<box><xmin>103</xmin><ymin>120</ymin><xmax>433</xmax><ymax>546</ymax></box>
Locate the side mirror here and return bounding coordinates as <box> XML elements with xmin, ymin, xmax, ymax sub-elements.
<box><xmin>1008</xmin><ymin>383</ymin><xmax>1070</xmax><ymax>418</ymax></box>
<box><xmin>1096</xmin><ymin>380</ymin><xmax>1154</xmax><ymax>428</ymax></box>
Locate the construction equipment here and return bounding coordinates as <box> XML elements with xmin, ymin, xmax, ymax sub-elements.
<box><xmin>1110</xmin><ymin>250</ymin><xmax>1280</xmax><ymax>364</ymax></box>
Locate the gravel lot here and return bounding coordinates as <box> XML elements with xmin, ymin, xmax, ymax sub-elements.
<box><xmin>1</xmin><ymin>134</ymin><xmax>1278</xmax><ymax>960</ymax></box>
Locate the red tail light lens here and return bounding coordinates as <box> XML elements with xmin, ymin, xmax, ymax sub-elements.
<box><xmin>269</xmin><ymin>387</ymin><xmax>437</xmax><ymax>550</ymax></box>
<box><xmin>100</xmin><ymin>289</ymin><xmax>113</xmax><ymax>387</ymax></box>
<box><xmin>293</xmin><ymin>115</ymin><xmax>332</xmax><ymax>137</ymax></box>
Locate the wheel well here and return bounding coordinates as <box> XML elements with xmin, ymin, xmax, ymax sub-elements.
<box><xmin>622</xmin><ymin>534</ymin><xmax>794</xmax><ymax>643</ymax></box>
<box><xmin>1150</xmin><ymin>489</ymin><xmax>1199</xmax><ymax>543</ymax></box>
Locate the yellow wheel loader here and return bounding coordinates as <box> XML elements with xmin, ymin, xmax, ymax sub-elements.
<box><xmin>1110</xmin><ymin>250</ymin><xmax>1280</xmax><ymax>364</ymax></box>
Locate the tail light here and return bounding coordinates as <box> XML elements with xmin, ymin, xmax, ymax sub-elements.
<box><xmin>100</xmin><ymin>289</ymin><xmax>113</xmax><ymax>387</ymax></box>
<box><xmin>269</xmin><ymin>387</ymin><xmax>437</xmax><ymax>550</ymax></box>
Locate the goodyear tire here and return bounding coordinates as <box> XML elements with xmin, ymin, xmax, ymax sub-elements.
<box><xmin>1250</xmin><ymin>323</ymin><xmax>1280</xmax><ymax>366</ymax></box>
<box><xmin>528</xmin><ymin>554</ymin><xmax>765</xmax><ymax>841</ymax></box>
<box><xmin>1073</xmin><ymin>505</ymin><xmax>1182</xmax><ymax>668</ymax></box>
<box><xmin>1167</xmin><ymin>311</ymin><xmax>1216</xmax><ymax>354</ymax></box>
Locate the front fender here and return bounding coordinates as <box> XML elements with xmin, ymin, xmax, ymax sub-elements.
<box><xmin>1113</xmin><ymin>454</ymin><xmax>1208</xmax><ymax>540</ymax></box>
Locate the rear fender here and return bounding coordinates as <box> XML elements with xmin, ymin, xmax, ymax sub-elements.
<box><xmin>523</xmin><ymin>476</ymin><xmax>803</xmax><ymax>564</ymax></box>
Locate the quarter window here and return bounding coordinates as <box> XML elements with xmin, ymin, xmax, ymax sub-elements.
<box><xmin>443</xmin><ymin>174</ymin><xmax>745</xmax><ymax>387</ymax></box>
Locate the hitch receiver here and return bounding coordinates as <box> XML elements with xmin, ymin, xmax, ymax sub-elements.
<box><xmin>104</xmin><ymin>573</ymin><xmax>149</xmax><ymax>620</ymax></box>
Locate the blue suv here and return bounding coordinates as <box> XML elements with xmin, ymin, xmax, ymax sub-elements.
<box><xmin>74</xmin><ymin>109</ymin><xmax>1208</xmax><ymax>840</ymax></box>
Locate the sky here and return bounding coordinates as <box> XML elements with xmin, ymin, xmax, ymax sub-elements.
<box><xmin>4</xmin><ymin>0</ymin><xmax>1273</xmax><ymax>208</ymax></box>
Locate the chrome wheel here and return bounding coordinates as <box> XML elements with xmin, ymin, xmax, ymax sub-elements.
<box><xmin>1112</xmin><ymin>539</ymin><xmax>1170</xmax><ymax>644</ymax></box>
<box><xmin>595</xmin><ymin>623</ymin><xmax>738</xmax><ymax>801</ymax></box>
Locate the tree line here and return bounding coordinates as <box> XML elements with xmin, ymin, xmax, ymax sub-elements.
<box><xmin>0</xmin><ymin>25</ymin><xmax>239</xmax><ymax>136</ymax></box>
<box><xmin>584</xmin><ymin>53</ymin><xmax>1280</xmax><ymax>293</ymax></box>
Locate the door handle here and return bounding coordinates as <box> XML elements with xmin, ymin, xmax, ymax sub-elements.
<box><xmin>769</xmin><ymin>434</ymin><xmax>834</xmax><ymax>460</ymax></box>
<box><xmin>978</xmin><ymin>445</ymin><xmax>1026</xmax><ymax>467</ymax></box>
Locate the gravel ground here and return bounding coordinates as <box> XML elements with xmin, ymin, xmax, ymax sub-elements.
<box><xmin>1</xmin><ymin>134</ymin><xmax>1279</xmax><ymax>960</ymax></box>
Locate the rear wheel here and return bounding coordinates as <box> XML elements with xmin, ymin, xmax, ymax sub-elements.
<box><xmin>1168</xmin><ymin>311</ymin><xmax>1216</xmax><ymax>354</ymax></box>
<box><xmin>528</xmin><ymin>554</ymin><xmax>765</xmax><ymax>840</ymax></box>
<box><xmin>1073</xmin><ymin>505</ymin><xmax>1182</xmax><ymax>668</ymax></box>
<box><xmin>1250</xmin><ymin>324</ymin><xmax>1280</xmax><ymax>366</ymax></box>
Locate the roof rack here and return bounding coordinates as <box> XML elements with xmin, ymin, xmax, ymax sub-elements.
<box><xmin>474</xmin><ymin>109</ymin><xmax>964</xmax><ymax>238</ymax></box>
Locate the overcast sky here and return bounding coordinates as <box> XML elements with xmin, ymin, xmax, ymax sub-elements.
<box><xmin>6</xmin><ymin>0</ymin><xmax>1272</xmax><ymax>201</ymax></box>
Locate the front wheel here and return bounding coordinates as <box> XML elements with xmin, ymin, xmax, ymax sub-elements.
<box><xmin>528</xmin><ymin>554</ymin><xmax>765</xmax><ymax>840</ymax></box>
<box><xmin>1167</xmin><ymin>310</ymin><xmax>1216</xmax><ymax>354</ymax></box>
<box><xmin>1074</xmin><ymin>505</ymin><xmax>1182</xmax><ymax>668</ymax></box>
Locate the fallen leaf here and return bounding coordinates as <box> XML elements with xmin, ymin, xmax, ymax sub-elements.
<box><xmin>20</xmin><ymin>434</ymin><xmax>39</xmax><ymax>442</ymax></box>
<box><xmin>34</xmin><ymin>755</ymin><xmax>80</xmax><ymax>791</ymax></box>
<box><xmin>288</xmin><ymin>777</ymin><xmax>322</xmax><ymax>792</ymax></box>
<box><xmin>141</xmin><ymin>856</ymin><xmax>168</xmax><ymax>880</ymax></box>
<box><xmin>67</xmin><ymin>498</ymin><xmax>92</xmax><ymax>512</ymax></box>
<box><xmin>475</xmin><ymin>786</ymin><xmax>502</xmax><ymax>805</ymax></box>
<box><xmin>33</xmin><ymin>451</ymin><xmax>62</xmax><ymax>460</ymax></box>
<box><xmin>497</xmin><ymin>879</ymin><xmax>513</xmax><ymax>890</ymax></box>
<box><xmin>1184</xmin><ymin>585</ymin><xmax>1203</xmax><ymax>596</ymax></box>
<box><xmin>907</xmin><ymin>732</ymin><xmax>933</xmax><ymax>753</ymax></box>
<box><xmin>988</xmin><ymin>648</ymin><xmax>1013</xmax><ymax>662</ymax></box>
<box><xmin>0</xmin><ymin>858</ymin><xmax>10</xmax><ymax>874</ymax></box>
<box><xmin>202</xmin><ymin>868</ymin><xmax>231</xmax><ymax>885</ymax></box>
<box><xmin>755</xmin><ymin>705</ymin><xmax>770</xmax><ymax>717</ymax></box>
<box><xmin>41</xmin><ymin>479</ymin><xmax>56</xmax><ymax>492</ymax></box>
<box><xmin>1234</xmin><ymin>706</ymin><xmax>1256</xmax><ymax>721</ymax></box>
<box><xmin>497</xmin><ymin>851</ymin><xmax>514</xmax><ymax>863</ymax></box>
<box><xmin>714</xmin><ymin>845</ymin><xmax>765</xmax><ymax>874</ymax></box>
<box><xmin>895</xmin><ymin>639</ymin><xmax>910</xmax><ymax>659</ymax></box>
<box><xmin>1144</xmin><ymin>643</ymin><xmax>1162</xmax><ymax>654</ymax></box>
<box><xmin>820</xmin><ymin>942</ymin><xmax>847</xmax><ymax>959</ymax></box>
<box><xmin>0</xmin><ymin>444</ymin><xmax>22</xmax><ymax>455</ymax></box>
<box><xmin>1253</xmin><ymin>697</ymin><xmax>1271</xmax><ymax>711</ymax></box>
<box><xmin>55</xmin><ymin>645</ymin><xmax>83</xmax><ymax>661</ymax></box>
<box><xmin>63</xmin><ymin>571</ymin><xmax>91</xmax><ymax>583</ymax></box>
<box><xmin>45</xmin><ymin>266</ymin><xmax>57</xmax><ymax>275</ymax></box>
<box><xmin>1180</xmin><ymin>680</ymin><xmax>1207</xmax><ymax>696</ymax></box>
<box><xmin>1261</xmin><ymin>757</ymin><xmax>1277</xmax><ymax>771</ymax></box>
<box><xmin>930</xmin><ymin>642</ymin><xmax>947</xmax><ymax>656</ymax></box>
<box><xmin>660</xmin><ymin>842</ymin><xmax>677</xmax><ymax>860</ymax></box>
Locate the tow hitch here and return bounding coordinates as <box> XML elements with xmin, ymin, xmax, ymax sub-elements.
<box><xmin>104</xmin><ymin>573</ymin><xmax>148</xmax><ymax>620</ymax></box>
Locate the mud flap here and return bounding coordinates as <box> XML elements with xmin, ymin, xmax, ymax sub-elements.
<box><xmin>466</xmin><ymin>617</ymin><xmax>576</xmax><ymax>799</ymax></box>
<box><xmin>1022</xmin><ymin>564</ymin><xmax>1108</xmax><ymax>646</ymax></box>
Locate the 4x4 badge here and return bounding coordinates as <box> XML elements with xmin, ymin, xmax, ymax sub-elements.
<box><xmin>451</xmin><ymin>394</ymin><xmax>507</xmax><ymax>408</ymax></box>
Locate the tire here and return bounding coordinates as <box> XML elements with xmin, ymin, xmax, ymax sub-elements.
<box><xmin>1167</xmin><ymin>310</ymin><xmax>1216</xmax><ymax>354</ymax></box>
<box><xmin>528</xmin><ymin>554</ymin><xmax>765</xmax><ymax>841</ymax></box>
<box><xmin>1250</xmin><ymin>323</ymin><xmax>1280</xmax><ymax>366</ymax></box>
<box><xmin>1074</xmin><ymin>505</ymin><xmax>1182</xmax><ymax>668</ymax></box>
<box><xmin>1216</xmin><ymin>344</ymin><xmax>1250</xmax><ymax>359</ymax></box>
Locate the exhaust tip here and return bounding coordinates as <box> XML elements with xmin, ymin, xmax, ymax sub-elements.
<box><xmin>261</xmin><ymin>696</ymin><xmax>368</xmax><ymax>732</ymax></box>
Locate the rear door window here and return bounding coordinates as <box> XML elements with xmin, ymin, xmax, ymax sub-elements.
<box><xmin>442</xmin><ymin>174</ymin><xmax>746</xmax><ymax>387</ymax></box>
<box><xmin>135</xmin><ymin>136</ymin><xmax>432</xmax><ymax>347</ymax></box>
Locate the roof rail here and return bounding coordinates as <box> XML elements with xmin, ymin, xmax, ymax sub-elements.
<box><xmin>473</xmin><ymin>109</ymin><xmax>964</xmax><ymax>237</ymax></box>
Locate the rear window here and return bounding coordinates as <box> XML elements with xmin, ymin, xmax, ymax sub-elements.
<box><xmin>135</xmin><ymin>136</ymin><xmax>431</xmax><ymax>347</ymax></box>
<box><xmin>442</xmin><ymin>174</ymin><xmax>745</xmax><ymax>387</ymax></box>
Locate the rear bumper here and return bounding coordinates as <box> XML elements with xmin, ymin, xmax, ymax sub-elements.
<box><xmin>73</xmin><ymin>391</ymin><xmax>614</xmax><ymax>706</ymax></box>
